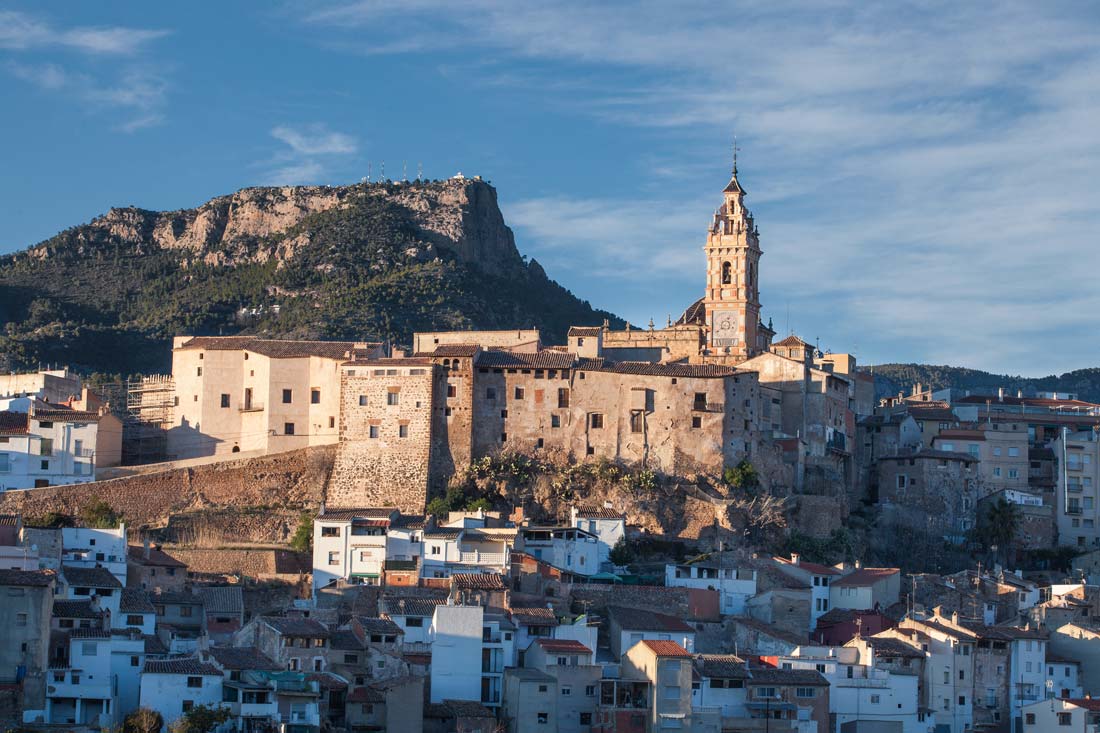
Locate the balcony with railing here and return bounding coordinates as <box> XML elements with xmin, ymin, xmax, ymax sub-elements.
<box><xmin>1066</xmin><ymin>506</ymin><xmax>1083</xmax><ymax>515</ymax></box>
<box><xmin>239</xmin><ymin>402</ymin><xmax>265</xmax><ymax>413</ymax></box>
<box><xmin>458</xmin><ymin>550</ymin><xmax>508</xmax><ymax>566</ymax></box>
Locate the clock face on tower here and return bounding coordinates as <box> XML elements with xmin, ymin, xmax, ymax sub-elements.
<box><xmin>712</xmin><ymin>310</ymin><xmax>740</xmax><ymax>347</ymax></box>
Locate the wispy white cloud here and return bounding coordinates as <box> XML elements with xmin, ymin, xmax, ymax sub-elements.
<box><xmin>1</xmin><ymin>10</ymin><xmax>169</xmax><ymax>131</ymax></box>
<box><xmin>261</xmin><ymin>123</ymin><xmax>359</xmax><ymax>184</ymax></box>
<box><xmin>302</xmin><ymin>0</ymin><xmax>1100</xmax><ymax>373</ymax></box>
<box><xmin>271</xmin><ymin>124</ymin><xmax>358</xmax><ymax>155</ymax></box>
<box><xmin>0</xmin><ymin>10</ymin><xmax>167</xmax><ymax>55</ymax></box>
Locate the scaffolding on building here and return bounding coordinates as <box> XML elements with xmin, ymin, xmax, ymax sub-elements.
<box><xmin>120</xmin><ymin>375</ymin><xmax>175</xmax><ymax>465</ymax></box>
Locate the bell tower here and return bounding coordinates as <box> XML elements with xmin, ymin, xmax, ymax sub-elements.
<box><xmin>703</xmin><ymin>146</ymin><xmax>762</xmax><ymax>361</ymax></box>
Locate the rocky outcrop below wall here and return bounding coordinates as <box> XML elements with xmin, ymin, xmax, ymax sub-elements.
<box><xmin>0</xmin><ymin>446</ymin><xmax>334</xmax><ymax>537</ymax></box>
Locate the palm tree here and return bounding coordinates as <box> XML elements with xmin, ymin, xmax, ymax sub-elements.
<box><xmin>979</xmin><ymin>497</ymin><xmax>1021</xmax><ymax>564</ymax></box>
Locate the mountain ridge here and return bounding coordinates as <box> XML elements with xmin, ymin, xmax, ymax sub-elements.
<box><xmin>0</xmin><ymin>178</ymin><xmax>620</xmax><ymax>376</ymax></box>
<box><xmin>869</xmin><ymin>363</ymin><xmax>1100</xmax><ymax>403</ymax></box>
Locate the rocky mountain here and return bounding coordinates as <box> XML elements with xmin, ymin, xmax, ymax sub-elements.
<box><xmin>870</xmin><ymin>363</ymin><xmax>1100</xmax><ymax>403</ymax></box>
<box><xmin>0</xmin><ymin>178</ymin><xmax>620</xmax><ymax>376</ymax></box>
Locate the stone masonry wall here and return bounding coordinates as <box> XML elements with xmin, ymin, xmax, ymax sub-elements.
<box><xmin>326</xmin><ymin>366</ymin><xmax>434</xmax><ymax>510</ymax></box>
<box><xmin>0</xmin><ymin>445</ymin><xmax>333</xmax><ymax>532</ymax></box>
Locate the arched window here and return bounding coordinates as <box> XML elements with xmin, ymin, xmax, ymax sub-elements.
<box><xmin>721</xmin><ymin>261</ymin><xmax>732</xmax><ymax>285</ymax></box>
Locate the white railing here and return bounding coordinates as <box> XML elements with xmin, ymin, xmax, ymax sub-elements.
<box><xmin>458</xmin><ymin>551</ymin><xmax>507</xmax><ymax>566</ymax></box>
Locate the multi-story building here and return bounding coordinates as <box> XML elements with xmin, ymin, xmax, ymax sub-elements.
<box><xmin>780</xmin><ymin>646</ymin><xmax>925</xmax><ymax>733</ymax></box>
<box><xmin>896</xmin><ymin>610</ymin><xmax>979</xmax><ymax>733</ymax></box>
<box><xmin>772</xmin><ymin>554</ymin><xmax>843</xmax><ymax>629</ymax></box>
<box><xmin>61</xmin><ymin>525</ymin><xmax>128</xmax><ymax>586</ymax></box>
<box><xmin>620</xmin><ymin>640</ymin><xmax>698</xmax><ymax>733</ymax></box>
<box><xmin>1054</xmin><ymin>429</ymin><xmax>1100</xmax><ymax>549</ymax></box>
<box><xmin>934</xmin><ymin>423</ymin><xmax>1029</xmax><ymax>494</ymax></box>
<box><xmin>138</xmin><ymin>658</ymin><xmax>225</xmax><ymax>730</ymax></box>
<box><xmin>607</xmin><ymin>606</ymin><xmax>696</xmax><ymax>659</ymax></box>
<box><xmin>1021</xmin><ymin>697</ymin><xmax>1100</xmax><ymax>732</ymax></box>
<box><xmin>665</xmin><ymin>559</ymin><xmax>757</xmax><ymax>615</ymax></box>
<box><xmin>515</xmin><ymin>526</ymin><xmax>599</xmax><ymax>576</ymax></box>
<box><xmin>167</xmin><ymin>335</ymin><xmax>385</xmax><ymax>459</ymax></box>
<box><xmin>569</xmin><ymin>506</ymin><xmax>626</xmax><ymax>567</ymax></box>
<box><xmin>126</xmin><ymin>542</ymin><xmax>188</xmax><ymax>592</ymax></box>
<box><xmin>829</xmin><ymin>566</ymin><xmax>901</xmax><ymax>612</ymax></box>
<box><xmin>0</xmin><ymin>568</ymin><xmax>54</xmax><ymax>721</ymax></box>
<box><xmin>877</xmin><ymin>450</ymin><xmax>980</xmax><ymax>542</ymax></box>
<box><xmin>0</xmin><ymin>404</ymin><xmax>119</xmax><ymax>491</ymax></box>
<box><xmin>235</xmin><ymin>616</ymin><xmax>330</xmax><ymax>673</ymax></box>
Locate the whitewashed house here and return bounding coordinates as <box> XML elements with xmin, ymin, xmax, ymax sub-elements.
<box><xmin>665</xmin><ymin>559</ymin><xmax>757</xmax><ymax>615</ymax></box>
<box><xmin>45</xmin><ymin>629</ymin><xmax>116</xmax><ymax>728</ymax></box>
<box><xmin>429</xmin><ymin>604</ymin><xmax>484</xmax><ymax>704</ymax></box>
<box><xmin>138</xmin><ymin>658</ymin><xmax>225</xmax><ymax>730</ymax></box>
<box><xmin>0</xmin><ymin>404</ymin><xmax>119</xmax><ymax>491</ymax></box>
<box><xmin>515</xmin><ymin>526</ymin><xmax>599</xmax><ymax>576</ymax></box>
<box><xmin>62</xmin><ymin>525</ymin><xmax>128</xmax><ymax>586</ymax></box>
<box><xmin>570</xmin><ymin>506</ymin><xmax>626</xmax><ymax>566</ymax></box>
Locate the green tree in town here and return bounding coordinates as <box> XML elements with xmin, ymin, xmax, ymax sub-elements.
<box><xmin>79</xmin><ymin>498</ymin><xmax>120</xmax><ymax>528</ymax></box>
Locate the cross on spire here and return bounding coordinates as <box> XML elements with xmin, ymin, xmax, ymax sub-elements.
<box><xmin>732</xmin><ymin>136</ymin><xmax>740</xmax><ymax>176</ymax></box>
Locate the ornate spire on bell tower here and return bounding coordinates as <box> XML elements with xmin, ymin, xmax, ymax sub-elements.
<box><xmin>702</xmin><ymin>141</ymin><xmax>763</xmax><ymax>362</ymax></box>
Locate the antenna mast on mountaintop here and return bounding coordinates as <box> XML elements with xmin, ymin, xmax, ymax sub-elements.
<box><xmin>366</xmin><ymin>162</ymin><xmax>372</xmax><ymax>183</ymax></box>
<box><xmin>417</xmin><ymin>162</ymin><xmax>423</xmax><ymax>182</ymax></box>
<box><xmin>402</xmin><ymin>161</ymin><xmax>408</xmax><ymax>182</ymax></box>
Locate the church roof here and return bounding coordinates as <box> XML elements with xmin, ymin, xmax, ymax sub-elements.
<box><xmin>723</xmin><ymin>172</ymin><xmax>746</xmax><ymax>195</ymax></box>
<box><xmin>675</xmin><ymin>297</ymin><xmax>706</xmax><ymax>326</ymax></box>
<box><xmin>773</xmin><ymin>334</ymin><xmax>811</xmax><ymax>348</ymax></box>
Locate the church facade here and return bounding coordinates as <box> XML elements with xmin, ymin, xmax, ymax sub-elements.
<box><xmin>321</xmin><ymin>159</ymin><xmax>857</xmax><ymax>511</ymax></box>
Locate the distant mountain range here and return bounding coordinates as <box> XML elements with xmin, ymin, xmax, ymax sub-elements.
<box><xmin>869</xmin><ymin>363</ymin><xmax>1100</xmax><ymax>403</ymax></box>
<box><xmin>0</xmin><ymin>179</ymin><xmax>620</xmax><ymax>376</ymax></box>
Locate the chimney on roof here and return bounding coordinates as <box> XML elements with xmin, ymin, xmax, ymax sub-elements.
<box><xmin>791</xmin><ymin>553</ymin><xmax>800</xmax><ymax>566</ymax></box>
<box><xmin>855</xmin><ymin>560</ymin><xmax>862</xmax><ymax>569</ymax></box>
<box><xmin>998</xmin><ymin>387</ymin><xmax>1005</xmax><ymax>402</ymax></box>
<box><xmin>951</xmin><ymin>611</ymin><xmax>959</xmax><ymax>625</ymax></box>
<box><xmin>143</xmin><ymin>538</ymin><xmax>151</xmax><ymax>561</ymax></box>
<box><xmin>1018</xmin><ymin>390</ymin><xmax>1024</xmax><ymax>399</ymax></box>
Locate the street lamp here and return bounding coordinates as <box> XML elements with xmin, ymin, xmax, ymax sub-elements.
<box><xmin>765</xmin><ymin>693</ymin><xmax>781</xmax><ymax>732</ymax></box>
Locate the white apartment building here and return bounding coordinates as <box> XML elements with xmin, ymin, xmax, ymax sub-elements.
<box><xmin>0</xmin><ymin>404</ymin><xmax>119</xmax><ymax>491</ymax></box>
<box><xmin>665</xmin><ymin>560</ymin><xmax>757</xmax><ymax>615</ymax></box>
<box><xmin>45</xmin><ymin>630</ymin><xmax>117</xmax><ymax>728</ymax></box>
<box><xmin>569</xmin><ymin>506</ymin><xmax>626</xmax><ymax>566</ymax></box>
<box><xmin>168</xmin><ymin>336</ymin><xmax>385</xmax><ymax>459</ymax></box>
<box><xmin>781</xmin><ymin>646</ymin><xmax>928</xmax><ymax>733</ymax></box>
<box><xmin>1054</xmin><ymin>429</ymin><xmax>1100</xmax><ymax>549</ymax></box>
<box><xmin>429</xmin><ymin>604</ymin><xmax>485</xmax><ymax>704</ymax></box>
<box><xmin>514</xmin><ymin>526</ymin><xmax>599</xmax><ymax>576</ymax></box>
<box><xmin>139</xmin><ymin>658</ymin><xmax>225</xmax><ymax>730</ymax></box>
<box><xmin>0</xmin><ymin>368</ymin><xmax>83</xmax><ymax>403</ymax></box>
<box><xmin>62</xmin><ymin>525</ymin><xmax>128</xmax><ymax>586</ymax></box>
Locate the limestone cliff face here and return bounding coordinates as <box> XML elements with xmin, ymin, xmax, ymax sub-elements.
<box><xmin>33</xmin><ymin>179</ymin><xmax>524</xmax><ymax>274</ymax></box>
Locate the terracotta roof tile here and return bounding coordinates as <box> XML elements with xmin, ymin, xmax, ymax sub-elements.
<box><xmin>510</xmin><ymin>608</ymin><xmax>559</xmax><ymax>627</ymax></box>
<box><xmin>639</xmin><ymin>639</ymin><xmax>692</xmax><ymax>657</ymax></box>
<box><xmin>0</xmin><ymin>411</ymin><xmax>29</xmax><ymax>435</ymax></box>
<box><xmin>567</xmin><ymin>327</ymin><xmax>602</xmax><ymax>337</ymax></box>
<box><xmin>414</xmin><ymin>344</ymin><xmax>480</xmax><ymax>357</ymax></box>
<box><xmin>573</xmin><ymin>506</ymin><xmax>624</xmax><ymax>520</ymax></box>
<box><xmin>475</xmin><ymin>350</ymin><xmax>577</xmax><ymax>370</ymax></box>
<box><xmin>178</xmin><ymin>336</ymin><xmax>382</xmax><ymax>361</ymax></box>
<box><xmin>144</xmin><ymin>658</ymin><xmax>223</xmax><ymax>676</ymax></box>
<box><xmin>608</xmin><ymin>605</ymin><xmax>695</xmax><ymax>633</ymax></box>
<box><xmin>53</xmin><ymin>600</ymin><xmax>101</xmax><ymax>619</ymax></box>
<box><xmin>833</xmin><ymin>568</ymin><xmax>900</xmax><ymax>587</ymax></box>
<box><xmin>119</xmin><ymin>589</ymin><xmax>155</xmax><ymax>614</ymax></box>
<box><xmin>62</xmin><ymin>565</ymin><xmax>122</xmax><ymax>589</ymax></box>
<box><xmin>261</xmin><ymin>616</ymin><xmax>330</xmax><ymax>637</ymax></box>
<box><xmin>451</xmin><ymin>573</ymin><xmax>506</xmax><ymax>590</ymax></box>
<box><xmin>535</xmin><ymin>638</ymin><xmax>592</xmax><ymax>655</ymax></box>
<box><xmin>695</xmin><ymin>654</ymin><xmax>750</xmax><ymax>679</ymax></box>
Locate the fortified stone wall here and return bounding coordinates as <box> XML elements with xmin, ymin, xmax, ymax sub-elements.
<box><xmin>326</xmin><ymin>364</ymin><xmax>434</xmax><ymax>510</ymax></box>
<box><xmin>0</xmin><ymin>445</ymin><xmax>332</xmax><ymax>531</ymax></box>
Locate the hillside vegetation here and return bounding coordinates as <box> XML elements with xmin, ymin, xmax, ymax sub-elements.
<box><xmin>870</xmin><ymin>363</ymin><xmax>1100</xmax><ymax>403</ymax></box>
<box><xmin>0</xmin><ymin>179</ymin><xmax>619</xmax><ymax>376</ymax></box>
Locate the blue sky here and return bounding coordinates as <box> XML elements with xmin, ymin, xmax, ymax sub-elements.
<box><xmin>2</xmin><ymin>2</ymin><xmax>1098</xmax><ymax>376</ymax></box>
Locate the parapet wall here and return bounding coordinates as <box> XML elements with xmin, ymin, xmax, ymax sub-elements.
<box><xmin>0</xmin><ymin>445</ymin><xmax>334</xmax><ymax>530</ymax></box>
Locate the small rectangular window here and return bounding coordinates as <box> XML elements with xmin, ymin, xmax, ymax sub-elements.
<box><xmin>220</xmin><ymin>394</ymin><xmax>230</xmax><ymax>408</ymax></box>
<box><xmin>321</xmin><ymin>526</ymin><xmax>340</xmax><ymax>537</ymax></box>
<box><xmin>187</xmin><ymin>676</ymin><xmax>202</xmax><ymax>688</ymax></box>
<box><xmin>369</xmin><ymin>425</ymin><xmax>379</xmax><ymax>439</ymax></box>
<box><xmin>387</xmin><ymin>392</ymin><xmax>400</xmax><ymax>406</ymax></box>
<box><xmin>282</xmin><ymin>389</ymin><xmax>292</xmax><ymax>404</ymax></box>
<box><xmin>284</xmin><ymin>423</ymin><xmax>295</xmax><ymax>435</ymax></box>
<box><xmin>311</xmin><ymin>389</ymin><xmax>321</xmax><ymax>404</ymax></box>
<box><xmin>590</xmin><ymin>413</ymin><xmax>604</xmax><ymax>429</ymax></box>
<box><xmin>359</xmin><ymin>395</ymin><xmax>368</xmax><ymax>406</ymax></box>
<box><xmin>399</xmin><ymin>424</ymin><xmax>409</xmax><ymax>438</ymax></box>
<box><xmin>447</xmin><ymin>384</ymin><xmax>457</xmax><ymax>398</ymax></box>
<box><xmin>551</xmin><ymin>414</ymin><xmax>561</xmax><ymax>428</ymax></box>
<box><xmin>515</xmin><ymin>387</ymin><xmax>525</xmax><ymax>400</ymax></box>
